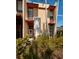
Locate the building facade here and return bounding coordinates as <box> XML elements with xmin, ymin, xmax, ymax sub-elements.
<box><xmin>16</xmin><ymin>0</ymin><xmax>57</xmax><ymax>38</ymax></box>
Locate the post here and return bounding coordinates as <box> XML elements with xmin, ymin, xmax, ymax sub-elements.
<box><xmin>45</xmin><ymin>0</ymin><xmax>49</xmax><ymax>35</ymax></box>
<box><xmin>54</xmin><ymin>0</ymin><xmax>59</xmax><ymax>36</ymax></box>
<box><xmin>23</xmin><ymin>0</ymin><xmax>25</xmax><ymax>38</ymax></box>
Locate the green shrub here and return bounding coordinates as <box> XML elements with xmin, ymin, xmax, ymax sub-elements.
<box><xmin>16</xmin><ymin>34</ymin><xmax>63</xmax><ymax>59</ymax></box>
<box><xmin>16</xmin><ymin>34</ymin><xmax>30</xmax><ymax>59</ymax></box>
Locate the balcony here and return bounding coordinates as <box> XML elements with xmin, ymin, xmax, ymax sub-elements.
<box><xmin>48</xmin><ymin>19</ymin><xmax>55</xmax><ymax>24</ymax></box>
<box><xmin>48</xmin><ymin>16</ymin><xmax>55</xmax><ymax>24</ymax></box>
<box><xmin>25</xmin><ymin>16</ymin><xmax>34</xmax><ymax>25</ymax></box>
<box><xmin>28</xmin><ymin>17</ymin><xmax>34</xmax><ymax>21</ymax></box>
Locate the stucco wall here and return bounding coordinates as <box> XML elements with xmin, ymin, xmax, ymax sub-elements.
<box><xmin>38</xmin><ymin>9</ymin><xmax>46</xmax><ymax>32</ymax></box>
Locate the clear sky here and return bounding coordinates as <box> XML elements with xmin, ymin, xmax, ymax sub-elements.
<box><xmin>57</xmin><ymin>0</ymin><xmax>63</xmax><ymax>27</ymax></box>
<box><xmin>28</xmin><ymin>0</ymin><xmax>63</xmax><ymax>27</ymax></box>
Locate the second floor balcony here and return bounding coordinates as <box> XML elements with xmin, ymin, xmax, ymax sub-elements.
<box><xmin>48</xmin><ymin>16</ymin><xmax>55</xmax><ymax>24</ymax></box>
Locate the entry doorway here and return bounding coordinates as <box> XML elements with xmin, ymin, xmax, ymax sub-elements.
<box><xmin>28</xmin><ymin>25</ymin><xmax>34</xmax><ymax>37</ymax></box>
<box><xmin>49</xmin><ymin>24</ymin><xmax>55</xmax><ymax>36</ymax></box>
<box><xmin>16</xmin><ymin>16</ymin><xmax>23</xmax><ymax>38</ymax></box>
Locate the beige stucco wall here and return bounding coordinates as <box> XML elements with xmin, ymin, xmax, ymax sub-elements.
<box><xmin>38</xmin><ymin>9</ymin><xmax>46</xmax><ymax>32</ymax></box>
<box><xmin>38</xmin><ymin>3</ymin><xmax>50</xmax><ymax>33</ymax></box>
<box><xmin>38</xmin><ymin>9</ymin><xmax>56</xmax><ymax>33</ymax></box>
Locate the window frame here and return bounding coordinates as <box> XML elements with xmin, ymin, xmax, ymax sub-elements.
<box><xmin>27</xmin><ymin>8</ymin><xmax>33</xmax><ymax>17</ymax></box>
<box><xmin>17</xmin><ymin>1</ymin><xmax>22</xmax><ymax>12</ymax></box>
<box><xmin>48</xmin><ymin>10</ymin><xmax>53</xmax><ymax>18</ymax></box>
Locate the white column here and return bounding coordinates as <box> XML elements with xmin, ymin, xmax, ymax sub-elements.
<box><xmin>54</xmin><ymin>0</ymin><xmax>59</xmax><ymax>36</ymax></box>
<box><xmin>22</xmin><ymin>0</ymin><xmax>25</xmax><ymax>38</ymax></box>
<box><xmin>45</xmin><ymin>0</ymin><xmax>49</xmax><ymax>35</ymax></box>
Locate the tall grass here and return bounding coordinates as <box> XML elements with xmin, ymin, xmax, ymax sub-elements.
<box><xmin>16</xmin><ymin>34</ymin><xmax>63</xmax><ymax>59</ymax></box>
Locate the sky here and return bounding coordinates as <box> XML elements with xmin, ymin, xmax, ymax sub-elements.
<box><xmin>28</xmin><ymin>0</ymin><xmax>63</xmax><ymax>27</ymax></box>
<box><xmin>57</xmin><ymin>0</ymin><xmax>63</xmax><ymax>27</ymax></box>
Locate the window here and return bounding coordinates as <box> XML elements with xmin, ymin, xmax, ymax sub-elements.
<box><xmin>48</xmin><ymin>11</ymin><xmax>53</xmax><ymax>18</ymax></box>
<box><xmin>50</xmin><ymin>16</ymin><xmax>53</xmax><ymax>20</ymax></box>
<box><xmin>17</xmin><ymin>1</ymin><xmax>22</xmax><ymax>12</ymax></box>
<box><xmin>28</xmin><ymin>9</ymin><xmax>33</xmax><ymax>17</ymax></box>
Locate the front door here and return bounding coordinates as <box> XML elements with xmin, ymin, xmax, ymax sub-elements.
<box><xmin>16</xmin><ymin>16</ymin><xmax>22</xmax><ymax>38</ymax></box>
<box><xmin>49</xmin><ymin>24</ymin><xmax>55</xmax><ymax>36</ymax></box>
<box><xmin>28</xmin><ymin>25</ymin><xmax>34</xmax><ymax>37</ymax></box>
